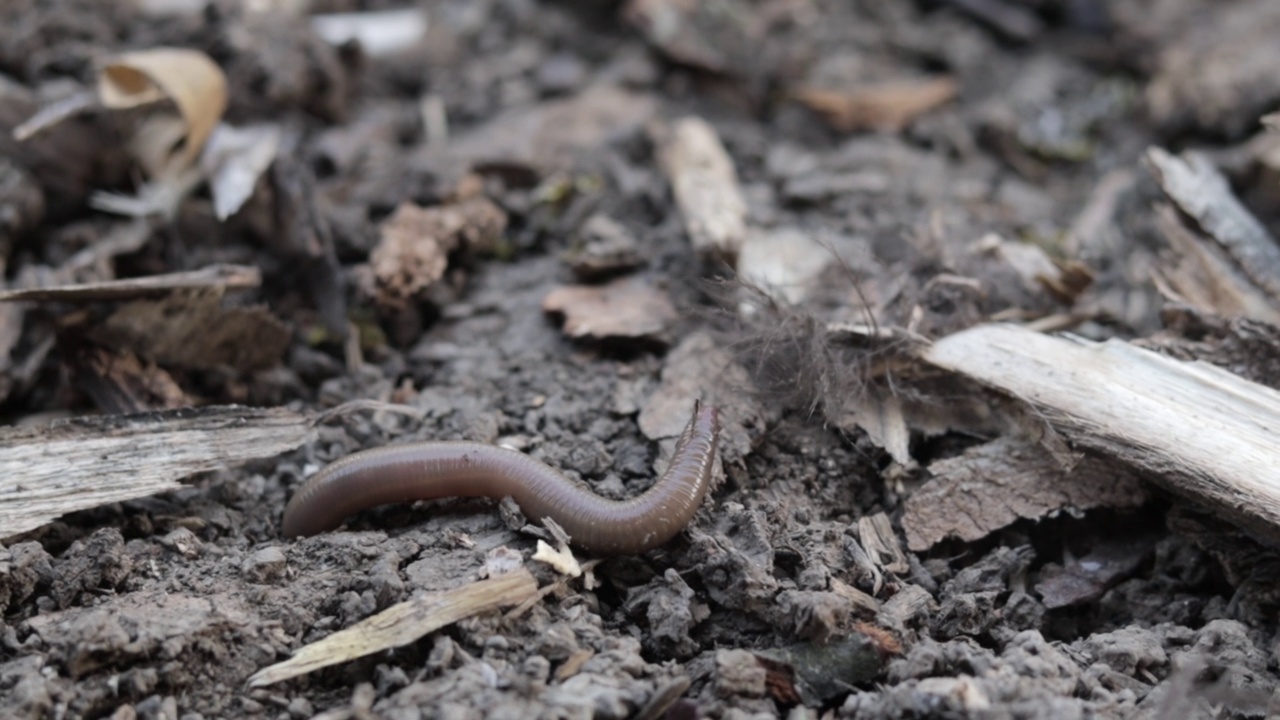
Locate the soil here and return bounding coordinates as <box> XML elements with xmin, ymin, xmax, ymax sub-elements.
<box><xmin>3</xmin><ymin>1</ymin><xmax>1280</xmax><ymax>719</ymax></box>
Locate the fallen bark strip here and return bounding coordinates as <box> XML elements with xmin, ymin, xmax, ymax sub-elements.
<box><xmin>247</xmin><ymin>566</ymin><xmax>540</xmax><ymax>688</ymax></box>
<box><xmin>0</xmin><ymin>406</ymin><xmax>312</xmax><ymax>540</ymax></box>
<box><xmin>923</xmin><ymin>324</ymin><xmax>1280</xmax><ymax>546</ymax></box>
<box><xmin>0</xmin><ymin>263</ymin><xmax>262</xmax><ymax>302</ymax></box>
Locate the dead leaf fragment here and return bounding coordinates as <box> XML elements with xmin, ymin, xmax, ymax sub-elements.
<box><xmin>247</xmin><ymin>567</ymin><xmax>539</xmax><ymax>687</ymax></box>
<box><xmin>74</xmin><ymin>346</ymin><xmax>193</xmax><ymax>414</ymax></box>
<box><xmin>1035</xmin><ymin>530</ymin><xmax>1159</xmax><ymax>609</ymax></box>
<box><xmin>901</xmin><ymin>435</ymin><xmax>1148</xmax><ymax>551</ymax></box>
<box><xmin>563</xmin><ymin>213</ymin><xmax>644</xmax><ymax>281</ymax></box>
<box><xmin>795</xmin><ymin>78</ymin><xmax>958</xmax><ymax>133</ymax></box>
<box><xmin>91</xmin><ymin>290</ymin><xmax>288</xmax><ymax>372</ymax></box>
<box><xmin>655</xmin><ymin>117</ymin><xmax>747</xmax><ymax>262</ymax></box>
<box><xmin>638</xmin><ymin>331</ymin><xmax>766</xmax><ymax>462</ymax></box>
<box><xmin>542</xmin><ymin>275</ymin><xmax>677</xmax><ymax>343</ymax></box>
<box><xmin>445</xmin><ymin>85</ymin><xmax>656</xmax><ymax>177</ymax></box>
<box><xmin>366</xmin><ymin>199</ymin><xmax>507</xmax><ymax>309</ymax></box>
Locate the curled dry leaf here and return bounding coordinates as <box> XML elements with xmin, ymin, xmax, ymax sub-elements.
<box><xmin>795</xmin><ymin>78</ymin><xmax>958</xmax><ymax>133</ymax></box>
<box><xmin>901</xmin><ymin>435</ymin><xmax>1148</xmax><ymax>551</ymax></box>
<box><xmin>98</xmin><ymin>48</ymin><xmax>228</xmax><ymax>167</ymax></box>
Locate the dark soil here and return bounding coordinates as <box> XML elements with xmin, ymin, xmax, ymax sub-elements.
<box><xmin>4</xmin><ymin>1</ymin><xmax>1280</xmax><ymax>718</ymax></box>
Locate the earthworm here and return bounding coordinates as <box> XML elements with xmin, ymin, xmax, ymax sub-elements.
<box><xmin>282</xmin><ymin>402</ymin><xmax>720</xmax><ymax>555</ymax></box>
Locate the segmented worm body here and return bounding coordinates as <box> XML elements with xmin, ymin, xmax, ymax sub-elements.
<box><xmin>283</xmin><ymin>403</ymin><xmax>720</xmax><ymax>555</ymax></box>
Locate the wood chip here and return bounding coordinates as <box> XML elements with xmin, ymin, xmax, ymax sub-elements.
<box><xmin>923</xmin><ymin>324</ymin><xmax>1280</xmax><ymax>547</ymax></box>
<box><xmin>532</xmin><ymin>539</ymin><xmax>582</xmax><ymax>578</ymax></box>
<box><xmin>0</xmin><ymin>406</ymin><xmax>312</xmax><ymax>539</ymax></box>
<box><xmin>1146</xmin><ymin>2</ymin><xmax>1280</xmax><ymax>136</ymax></box>
<box><xmin>858</xmin><ymin>513</ymin><xmax>910</xmax><ymax>576</ymax></box>
<box><xmin>247</xmin><ymin>567</ymin><xmax>539</xmax><ymax>688</ymax></box>
<box><xmin>795</xmin><ymin>78</ymin><xmax>958</xmax><ymax>133</ymax></box>
<box><xmin>541</xmin><ymin>275</ymin><xmax>677</xmax><ymax>343</ymax></box>
<box><xmin>655</xmin><ymin>117</ymin><xmax>747</xmax><ymax>262</ymax></box>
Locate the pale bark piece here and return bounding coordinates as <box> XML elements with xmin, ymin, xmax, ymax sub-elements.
<box><xmin>842</xmin><ymin>387</ymin><xmax>912</xmax><ymax>468</ymax></box>
<box><xmin>655</xmin><ymin>117</ymin><xmax>747</xmax><ymax>262</ymax></box>
<box><xmin>638</xmin><ymin>331</ymin><xmax>765</xmax><ymax>462</ymax></box>
<box><xmin>541</xmin><ymin>275</ymin><xmax>677</xmax><ymax>343</ymax></box>
<box><xmin>795</xmin><ymin>78</ymin><xmax>958</xmax><ymax>133</ymax></box>
<box><xmin>923</xmin><ymin>324</ymin><xmax>1280</xmax><ymax>547</ymax></box>
<box><xmin>0</xmin><ymin>264</ymin><xmax>261</xmax><ymax>303</ymax></box>
<box><xmin>0</xmin><ymin>406</ymin><xmax>312</xmax><ymax>540</ymax></box>
<box><xmin>248</xmin><ymin>567</ymin><xmax>539</xmax><ymax>688</ymax></box>
<box><xmin>902</xmin><ymin>435</ymin><xmax>1147</xmax><ymax>551</ymax></box>
<box><xmin>309</xmin><ymin>8</ymin><xmax>428</xmax><ymax>56</ymax></box>
<box><xmin>737</xmin><ymin>228</ymin><xmax>832</xmax><ymax>306</ymax></box>
<box><xmin>1145</xmin><ymin>147</ymin><xmax>1280</xmax><ymax>302</ymax></box>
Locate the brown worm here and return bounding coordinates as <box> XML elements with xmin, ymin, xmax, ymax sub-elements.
<box><xmin>282</xmin><ymin>402</ymin><xmax>720</xmax><ymax>555</ymax></box>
